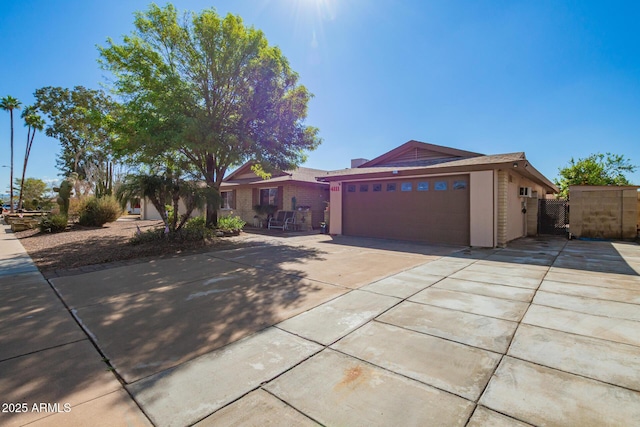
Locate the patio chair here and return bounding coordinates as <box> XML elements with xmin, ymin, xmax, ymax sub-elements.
<box><xmin>285</xmin><ymin>211</ymin><xmax>298</xmax><ymax>231</ymax></box>
<box><xmin>268</xmin><ymin>211</ymin><xmax>288</xmax><ymax>230</ymax></box>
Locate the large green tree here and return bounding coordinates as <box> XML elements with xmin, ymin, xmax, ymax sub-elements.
<box><xmin>34</xmin><ymin>86</ymin><xmax>118</xmax><ymax>196</ymax></box>
<box><xmin>1</xmin><ymin>95</ymin><xmax>22</xmax><ymax>213</ymax></box>
<box><xmin>13</xmin><ymin>177</ymin><xmax>49</xmax><ymax>210</ymax></box>
<box><xmin>555</xmin><ymin>153</ymin><xmax>636</xmax><ymax>198</ymax></box>
<box><xmin>18</xmin><ymin>106</ymin><xmax>46</xmax><ymax>210</ymax></box>
<box><xmin>99</xmin><ymin>4</ymin><xmax>320</xmax><ymax>225</ymax></box>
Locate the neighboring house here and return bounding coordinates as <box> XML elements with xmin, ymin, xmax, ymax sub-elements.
<box><xmin>218</xmin><ymin>162</ymin><xmax>330</xmax><ymax>228</ymax></box>
<box><xmin>140</xmin><ymin>197</ymin><xmax>203</xmax><ymax>221</ymax></box>
<box><xmin>316</xmin><ymin>140</ymin><xmax>558</xmax><ymax>248</ymax></box>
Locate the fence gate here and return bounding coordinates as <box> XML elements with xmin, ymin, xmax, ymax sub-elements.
<box><xmin>538</xmin><ymin>199</ymin><xmax>569</xmax><ymax>235</ymax></box>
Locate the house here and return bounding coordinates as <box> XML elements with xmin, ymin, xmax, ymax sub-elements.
<box><xmin>139</xmin><ymin>163</ymin><xmax>329</xmax><ymax>226</ymax></box>
<box><xmin>218</xmin><ymin>162</ymin><xmax>330</xmax><ymax>228</ymax></box>
<box><xmin>316</xmin><ymin>140</ymin><xmax>558</xmax><ymax>247</ymax></box>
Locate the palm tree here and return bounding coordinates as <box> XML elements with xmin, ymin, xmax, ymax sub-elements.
<box><xmin>18</xmin><ymin>106</ymin><xmax>45</xmax><ymax>210</ymax></box>
<box><xmin>0</xmin><ymin>95</ymin><xmax>22</xmax><ymax>213</ymax></box>
<box><xmin>116</xmin><ymin>173</ymin><xmax>172</xmax><ymax>228</ymax></box>
<box><xmin>116</xmin><ymin>172</ymin><xmax>210</xmax><ymax>231</ymax></box>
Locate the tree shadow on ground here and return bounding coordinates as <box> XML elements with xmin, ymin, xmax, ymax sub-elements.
<box><xmin>1</xmin><ymin>239</ymin><xmax>336</xmax><ymax>424</ymax></box>
<box><xmin>49</xmin><ymin>242</ymin><xmax>336</xmax><ymax>383</ymax></box>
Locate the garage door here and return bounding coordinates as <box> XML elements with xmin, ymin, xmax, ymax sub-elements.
<box><xmin>342</xmin><ymin>175</ymin><xmax>470</xmax><ymax>245</ymax></box>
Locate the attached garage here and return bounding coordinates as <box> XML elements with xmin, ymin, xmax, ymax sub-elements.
<box><xmin>342</xmin><ymin>175</ymin><xmax>470</xmax><ymax>245</ymax></box>
<box><xmin>318</xmin><ymin>140</ymin><xmax>559</xmax><ymax>248</ymax></box>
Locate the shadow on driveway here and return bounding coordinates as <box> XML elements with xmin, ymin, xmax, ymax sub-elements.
<box><xmin>50</xmin><ymin>242</ymin><xmax>344</xmax><ymax>384</ymax></box>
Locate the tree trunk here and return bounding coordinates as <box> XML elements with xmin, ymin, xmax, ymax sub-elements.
<box><xmin>9</xmin><ymin>110</ymin><xmax>14</xmax><ymax>213</ymax></box>
<box><xmin>18</xmin><ymin>127</ymin><xmax>33</xmax><ymax>211</ymax></box>
<box><xmin>172</xmin><ymin>187</ymin><xmax>180</xmax><ymax>231</ymax></box>
<box><xmin>205</xmin><ymin>184</ymin><xmax>218</xmax><ymax>226</ymax></box>
<box><xmin>205</xmin><ymin>155</ymin><xmax>218</xmax><ymax>227</ymax></box>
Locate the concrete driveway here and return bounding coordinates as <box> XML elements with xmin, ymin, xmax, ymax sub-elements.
<box><xmin>3</xmin><ymin>230</ymin><xmax>640</xmax><ymax>426</ymax></box>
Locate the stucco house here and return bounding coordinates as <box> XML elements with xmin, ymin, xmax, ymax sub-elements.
<box><xmin>316</xmin><ymin>140</ymin><xmax>558</xmax><ymax>247</ymax></box>
<box><xmin>218</xmin><ymin>162</ymin><xmax>329</xmax><ymax>228</ymax></box>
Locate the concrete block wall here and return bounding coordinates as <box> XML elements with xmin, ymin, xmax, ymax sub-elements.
<box><xmin>622</xmin><ymin>189</ymin><xmax>637</xmax><ymax>238</ymax></box>
<box><xmin>496</xmin><ymin>170</ymin><xmax>508</xmax><ymax>247</ymax></box>
<box><xmin>219</xmin><ymin>187</ymin><xmax>254</xmax><ymax>225</ymax></box>
<box><xmin>569</xmin><ymin>186</ymin><xmax>639</xmax><ymax>240</ymax></box>
<box><xmin>282</xmin><ymin>183</ymin><xmax>329</xmax><ymax>228</ymax></box>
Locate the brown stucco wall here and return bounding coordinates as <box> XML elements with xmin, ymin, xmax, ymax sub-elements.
<box><xmin>569</xmin><ymin>186</ymin><xmax>639</xmax><ymax>240</ymax></box>
<box><xmin>507</xmin><ymin>171</ymin><xmax>547</xmax><ymax>240</ymax></box>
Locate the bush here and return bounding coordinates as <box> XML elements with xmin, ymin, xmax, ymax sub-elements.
<box><xmin>67</xmin><ymin>197</ymin><xmax>84</xmax><ymax>222</ymax></box>
<box><xmin>217</xmin><ymin>214</ymin><xmax>246</xmax><ymax>231</ymax></box>
<box><xmin>181</xmin><ymin>216</ymin><xmax>213</xmax><ymax>240</ymax></box>
<box><xmin>129</xmin><ymin>228</ymin><xmax>165</xmax><ymax>245</ymax></box>
<box><xmin>78</xmin><ymin>196</ymin><xmax>122</xmax><ymax>227</ymax></box>
<box><xmin>128</xmin><ymin>217</ymin><xmax>213</xmax><ymax>245</ymax></box>
<box><xmin>39</xmin><ymin>214</ymin><xmax>68</xmax><ymax>233</ymax></box>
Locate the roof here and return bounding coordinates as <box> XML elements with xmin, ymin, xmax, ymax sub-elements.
<box><xmin>222</xmin><ymin>161</ymin><xmax>329</xmax><ymax>187</ymax></box>
<box><xmin>317</xmin><ymin>152</ymin><xmax>559</xmax><ymax>193</ymax></box>
<box><xmin>318</xmin><ymin>153</ymin><xmax>525</xmax><ymax>178</ymax></box>
<box><xmin>359</xmin><ymin>140</ymin><xmax>483</xmax><ymax>168</ymax></box>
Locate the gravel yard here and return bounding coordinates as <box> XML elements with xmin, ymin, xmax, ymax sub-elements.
<box><xmin>14</xmin><ymin>218</ymin><xmax>251</xmax><ymax>278</ymax></box>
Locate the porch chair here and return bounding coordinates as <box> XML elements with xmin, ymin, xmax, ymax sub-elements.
<box><xmin>284</xmin><ymin>211</ymin><xmax>298</xmax><ymax>231</ymax></box>
<box><xmin>268</xmin><ymin>211</ymin><xmax>288</xmax><ymax>230</ymax></box>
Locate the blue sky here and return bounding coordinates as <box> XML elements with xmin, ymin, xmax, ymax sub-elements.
<box><xmin>1</xmin><ymin>0</ymin><xmax>639</xmax><ymax>194</ymax></box>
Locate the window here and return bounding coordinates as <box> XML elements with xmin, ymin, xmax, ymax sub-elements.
<box><xmin>259</xmin><ymin>188</ymin><xmax>278</xmax><ymax>206</ymax></box>
<box><xmin>373</xmin><ymin>183</ymin><xmax>382</xmax><ymax>192</ymax></box>
<box><xmin>453</xmin><ymin>180</ymin><xmax>467</xmax><ymax>190</ymax></box>
<box><xmin>401</xmin><ymin>182</ymin><xmax>412</xmax><ymax>192</ymax></box>
<box><xmin>220</xmin><ymin>191</ymin><xmax>234</xmax><ymax>209</ymax></box>
<box><xmin>387</xmin><ymin>183</ymin><xmax>396</xmax><ymax>192</ymax></box>
<box><xmin>347</xmin><ymin>184</ymin><xmax>356</xmax><ymax>193</ymax></box>
<box><xmin>360</xmin><ymin>184</ymin><xmax>369</xmax><ymax>192</ymax></box>
<box><xmin>435</xmin><ymin>181</ymin><xmax>447</xmax><ymax>191</ymax></box>
<box><xmin>417</xmin><ymin>182</ymin><xmax>429</xmax><ymax>191</ymax></box>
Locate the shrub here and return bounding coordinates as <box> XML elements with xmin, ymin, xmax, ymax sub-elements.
<box><xmin>128</xmin><ymin>217</ymin><xmax>213</xmax><ymax>245</ymax></box>
<box><xmin>180</xmin><ymin>216</ymin><xmax>212</xmax><ymax>240</ymax></box>
<box><xmin>39</xmin><ymin>214</ymin><xmax>68</xmax><ymax>233</ymax></box>
<box><xmin>165</xmin><ymin>204</ymin><xmax>174</xmax><ymax>222</ymax></box>
<box><xmin>129</xmin><ymin>228</ymin><xmax>165</xmax><ymax>245</ymax></box>
<box><xmin>67</xmin><ymin>198</ymin><xmax>84</xmax><ymax>222</ymax></box>
<box><xmin>184</xmin><ymin>216</ymin><xmax>206</xmax><ymax>230</ymax></box>
<box><xmin>78</xmin><ymin>196</ymin><xmax>122</xmax><ymax>227</ymax></box>
<box><xmin>217</xmin><ymin>214</ymin><xmax>246</xmax><ymax>231</ymax></box>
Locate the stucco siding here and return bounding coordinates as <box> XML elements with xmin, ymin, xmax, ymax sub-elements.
<box><xmin>470</xmin><ymin>171</ymin><xmax>494</xmax><ymax>247</ymax></box>
<box><xmin>329</xmin><ymin>182</ymin><xmax>343</xmax><ymax>234</ymax></box>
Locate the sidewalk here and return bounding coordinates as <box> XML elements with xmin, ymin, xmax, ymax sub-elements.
<box><xmin>0</xmin><ymin>224</ymin><xmax>151</xmax><ymax>427</ymax></box>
